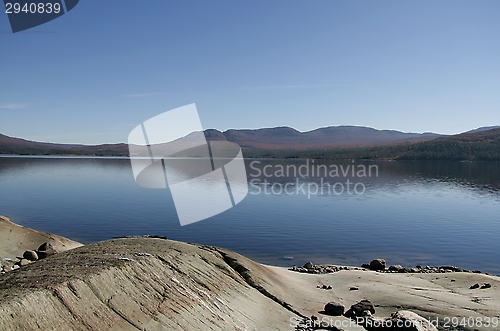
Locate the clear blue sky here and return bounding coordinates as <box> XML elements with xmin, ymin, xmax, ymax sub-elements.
<box><xmin>1</xmin><ymin>1</ymin><xmax>499</xmax><ymax>144</ymax></box>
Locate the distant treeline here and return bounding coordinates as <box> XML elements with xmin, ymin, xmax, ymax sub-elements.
<box><xmin>2</xmin><ymin>128</ymin><xmax>500</xmax><ymax>161</ymax></box>
<box><xmin>0</xmin><ymin>144</ymin><xmax>129</xmax><ymax>157</ymax></box>
<box><xmin>243</xmin><ymin>129</ymin><xmax>500</xmax><ymax>161</ymax></box>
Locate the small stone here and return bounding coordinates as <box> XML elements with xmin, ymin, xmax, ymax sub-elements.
<box><xmin>470</xmin><ymin>283</ymin><xmax>480</xmax><ymax>289</ymax></box>
<box><xmin>23</xmin><ymin>250</ymin><xmax>38</xmax><ymax>261</ymax></box>
<box><xmin>18</xmin><ymin>259</ymin><xmax>30</xmax><ymax>266</ymax></box>
<box><xmin>324</xmin><ymin>301</ymin><xmax>345</xmax><ymax>316</ymax></box>
<box><xmin>481</xmin><ymin>283</ymin><xmax>492</xmax><ymax>289</ymax></box>
<box><xmin>349</xmin><ymin>286</ymin><xmax>359</xmax><ymax>291</ymax></box>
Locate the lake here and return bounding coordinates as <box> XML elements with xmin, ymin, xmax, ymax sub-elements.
<box><xmin>1</xmin><ymin>156</ymin><xmax>499</xmax><ymax>274</ymax></box>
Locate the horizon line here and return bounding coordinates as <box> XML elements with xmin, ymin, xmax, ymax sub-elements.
<box><xmin>2</xmin><ymin>124</ymin><xmax>499</xmax><ymax>146</ymax></box>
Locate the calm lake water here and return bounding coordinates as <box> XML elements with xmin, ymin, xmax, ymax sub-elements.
<box><xmin>1</xmin><ymin>156</ymin><xmax>499</xmax><ymax>274</ymax></box>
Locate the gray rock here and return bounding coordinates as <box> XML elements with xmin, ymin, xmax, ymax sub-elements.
<box><xmin>389</xmin><ymin>265</ymin><xmax>405</xmax><ymax>272</ymax></box>
<box><xmin>36</xmin><ymin>242</ymin><xmax>57</xmax><ymax>259</ymax></box>
<box><xmin>481</xmin><ymin>283</ymin><xmax>492</xmax><ymax>289</ymax></box>
<box><xmin>18</xmin><ymin>259</ymin><xmax>30</xmax><ymax>266</ymax></box>
<box><xmin>37</xmin><ymin>250</ymin><xmax>56</xmax><ymax>259</ymax></box>
<box><xmin>23</xmin><ymin>250</ymin><xmax>39</xmax><ymax>261</ymax></box>
<box><xmin>38</xmin><ymin>242</ymin><xmax>55</xmax><ymax>252</ymax></box>
<box><xmin>470</xmin><ymin>283</ymin><xmax>480</xmax><ymax>289</ymax></box>
<box><xmin>324</xmin><ymin>301</ymin><xmax>345</xmax><ymax>316</ymax></box>
<box><xmin>345</xmin><ymin>300</ymin><xmax>375</xmax><ymax>318</ymax></box>
<box><xmin>369</xmin><ymin>259</ymin><xmax>386</xmax><ymax>271</ymax></box>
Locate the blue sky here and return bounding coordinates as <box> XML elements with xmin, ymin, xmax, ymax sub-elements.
<box><xmin>1</xmin><ymin>1</ymin><xmax>499</xmax><ymax>144</ymax></box>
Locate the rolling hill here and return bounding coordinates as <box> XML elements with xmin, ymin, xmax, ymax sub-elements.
<box><xmin>212</xmin><ymin>126</ymin><xmax>441</xmax><ymax>150</ymax></box>
<box><xmin>0</xmin><ymin>126</ymin><xmax>442</xmax><ymax>156</ymax></box>
<box><xmin>0</xmin><ymin>134</ymin><xmax>128</xmax><ymax>156</ymax></box>
<box><xmin>395</xmin><ymin>127</ymin><xmax>500</xmax><ymax>161</ymax></box>
<box><xmin>1</xmin><ymin>126</ymin><xmax>499</xmax><ymax>160</ymax></box>
<box><xmin>261</xmin><ymin>127</ymin><xmax>500</xmax><ymax>161</ymax></box>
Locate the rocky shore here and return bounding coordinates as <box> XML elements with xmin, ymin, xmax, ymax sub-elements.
<box><xmin>0</xmin><ymin>215</ymin><xmax>82</xmax><ymax>274</ymax></box>
<box><xmin>1</xmin><ymin>215</ymin><xmax>499</xmax><ymax>331</ymax></box>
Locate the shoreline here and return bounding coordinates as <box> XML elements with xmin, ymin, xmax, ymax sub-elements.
<box><xmin>1</xmin><ymin>215</ymin><xmax>499</xmax><ymax>330</ymax></box>
<box><xmin>3</xmin><ymin>154</ymin><xmax>500</xmax><ymax>163</ymax></box>
<box><xmin>2</xmin><ymin>214</ymin><xmax>497</xmax><ymax>277</ymax></box>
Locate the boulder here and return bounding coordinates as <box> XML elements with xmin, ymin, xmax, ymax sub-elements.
<box><xmin>344</xmin><ymin>300</ymin><xmax>375</xmax><ymax>318</ymax></box>
<box><xmin>23</xmin><ymin>250</ymin><xmax>38</xmax><ymax>261</ymax></box>
<box><xmin>369</xmin><ymin>259</ymin><xmax>386</xmax><ymax>271</ymax></box>
<box><xmin>324</xmin><ymin>301</ymin><xmax>345</xmax><ymax>316</ymax></box>
<box><xmin>38</xmin><ymin>242</ymin><xmax>55</xmax><ymax>252</ymax></box>
<box><xmin>36</xmin><ymin>242</ymin><xmax>58</xmax><ymax>259</ymax></box>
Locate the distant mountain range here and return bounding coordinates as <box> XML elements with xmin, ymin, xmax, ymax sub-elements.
<box><xmin>257</xmin><ymin>127</ymin><xmax>500</xmax><ymax>161</ymax></box>
<box><xmin>1</xmin><ymin>125</ymin><xmax>499</xmax><ymax>160</ymax></box>
<box><xmin>205</xmin><ymin>126</ymin><xmax>441</xmax><ymax>149</ymax></box>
